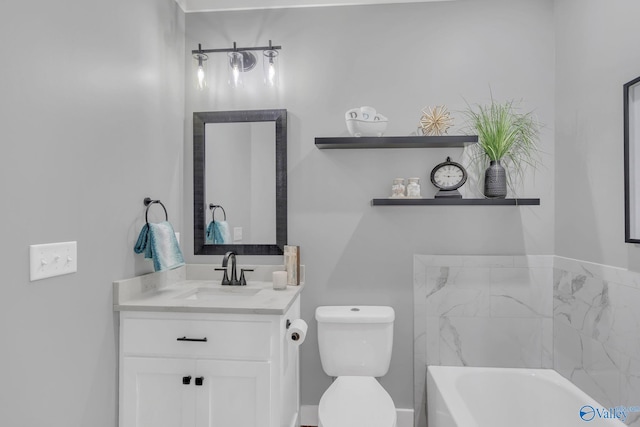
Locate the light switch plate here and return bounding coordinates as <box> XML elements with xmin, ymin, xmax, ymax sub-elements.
<box><xmin>233</xmin><ymin>227</ymin><xmax>243</xmax><ymax>242</ymax></box>
<box><xmin>29</xmin><ymin>241</ymin><xmax>78</xmax><ymax>281</ymax></box>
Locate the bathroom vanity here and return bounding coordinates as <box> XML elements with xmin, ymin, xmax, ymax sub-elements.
<box><xmin>113</xmin><ymin>265</ymin><xmax>303</xmax><ymax>427</ymax></box>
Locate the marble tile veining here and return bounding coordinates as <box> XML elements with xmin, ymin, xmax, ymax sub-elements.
<box><xmin>554</xmin><ymin>257</ymin><xmax>640</xmax><ymax>425</ymax></box>
<box><xmin>440</xmin><ymin>316</ymin><xmax>543</xmax><ymax>367</ymax></box>
<box><xmin>490</xmin><ymin>267</ymin><xmax>553</xmax><ymax>318</ymax></box>
<box><xmin>415</xmin><ymin>255</ymin><xmax>640</xmax><ymax>427</ymax></box>
<box><xmin>425</xmin><ymin>267</ymin><xmax>491</xmax><ymax>317</ymax></box>
<box><xmin>414</xmin><ymin>255</ymin><xmax>553</xmax><ymax>427</ymax></box>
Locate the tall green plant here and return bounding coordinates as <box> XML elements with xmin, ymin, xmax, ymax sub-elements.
<box><xmin>464</xmin><ymin>99</ymin><xmax>541</xmax><ymax>193</ymax></box>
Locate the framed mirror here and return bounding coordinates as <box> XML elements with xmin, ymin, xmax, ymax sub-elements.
<box><xmin>625</xmin><ymin>76</ymin><xmax>640</xmax><ymax>243</ymax></box>
<box><xmin>193</xmin><ymin>109</ymin><xmax>287</xmax><ymax>255</ymax></box>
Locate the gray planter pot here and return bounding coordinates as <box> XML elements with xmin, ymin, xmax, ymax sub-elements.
<box><xmin>484</xmin><ymin>160</ymin><xmax>507</xmax><ymax>198</ymax></box>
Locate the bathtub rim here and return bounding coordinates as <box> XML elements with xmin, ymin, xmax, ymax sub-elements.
<box><xmin>426</xmin><ymin>365</ymin><xmax>626</xmax><ymax>427</ymax></box>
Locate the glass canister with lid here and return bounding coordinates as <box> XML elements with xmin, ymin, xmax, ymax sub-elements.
<box><xmin>406</xmin><ymin>177</ymin><xmax>421</xmax><ymax>198</ymax></box>
<box><xmin>391</xmin><ymin>178</ymin><xmax>406</xmax><ymax>198</ymax></box>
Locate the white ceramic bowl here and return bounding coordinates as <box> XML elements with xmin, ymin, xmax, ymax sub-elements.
<box><xmin>346</xmin><ymin>118</ymin><xmax>388</xmax><ymax>137</ymax></box>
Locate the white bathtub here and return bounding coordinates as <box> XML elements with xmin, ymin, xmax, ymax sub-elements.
<box><xmin>427</xmin><ymin>366</ymin><xmax>627</xmax><ymax>427</ymax></box>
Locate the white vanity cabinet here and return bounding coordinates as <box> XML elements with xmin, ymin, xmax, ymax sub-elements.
<box><xmin>118</xmin><ymin>295</ymin><xmax>300</xmax><ymax>427</ymax></box>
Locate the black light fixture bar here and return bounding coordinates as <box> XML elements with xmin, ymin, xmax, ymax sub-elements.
<box><xmin>192</xmin><ymin>41</ymin><xmax>282</xmax><ymax>55</ymax></box>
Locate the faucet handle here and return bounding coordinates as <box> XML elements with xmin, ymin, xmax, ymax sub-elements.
<box><xmin>239</xmin><ymin>269</ymin><xmax>254</xmax><ymax>286</ymax></box>
<box><xmin>214</xmin><ymin>267</ymin><xmax>230</xmax><ymax>286</ymax></box>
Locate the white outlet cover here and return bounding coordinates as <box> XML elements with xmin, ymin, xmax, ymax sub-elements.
<box><xmin>29</xmin><ymin>241</ymin><xmax>78</xmax><ymax>281</ymax></box>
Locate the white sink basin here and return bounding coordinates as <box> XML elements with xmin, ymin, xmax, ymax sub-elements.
<box><xmin>177</xmin><ymin>287</ymin><xmax>262</xmax><ymax>301</ymax></box>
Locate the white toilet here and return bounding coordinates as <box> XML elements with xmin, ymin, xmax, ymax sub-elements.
<box><xmin>315</xmin><ymin>306</ymin><xmax>397</xmax><ymax>427</ymax></box>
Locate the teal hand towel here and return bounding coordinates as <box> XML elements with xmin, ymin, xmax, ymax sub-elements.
<box><xmin>205</xmin><ymin>221</ymin><xmax>215</xmax><ymax>244</ymax></box>
<box><xmin>213</xmin><ymin>220</ymin><xmax>231</xmax><ymax>244</ymax></box>
<box><xmin>134</xmin><ymin>221</ymin><xmax>185</xmax><ymax>272</ymax></box>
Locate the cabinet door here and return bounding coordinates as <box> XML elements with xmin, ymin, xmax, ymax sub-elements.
<box><xmin>121</xmin><ymin>357</ymin><xmax>196</xmax><ymax>427</ymax></box>
<box><xmin>195</xmin><ymin>360</ymin><xmax>271</xmax><ymax>427</ymax></box>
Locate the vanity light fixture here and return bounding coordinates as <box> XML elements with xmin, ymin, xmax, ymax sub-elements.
<box><xmin>193</xmin><ymin>49</ymin><xmax>208</xmax><ymax>91</ymax></box>
<box><xmin>228</xmin><ymin>49</ymin><xmax>245</xmax><ymax>88</ymax></box>
<box><xmin>192</xmin><ymin>40</ymin><xmax>282</xmax><ymax>90</ymax></box>
<box><xmin>263</xmin><ymin>41</ymin><xmax>279</xmax><ymax>88</ymax></box>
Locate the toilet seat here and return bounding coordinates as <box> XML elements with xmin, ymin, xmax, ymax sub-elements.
<box><xmin>318</xmin><ymin>376</ymin><xmax>397</xmax><ymax>427</ymax></box>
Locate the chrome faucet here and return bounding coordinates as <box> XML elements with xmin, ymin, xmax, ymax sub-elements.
<box><xmin>215</xmin><ymin>251</ymin><xmax>253</xmax><ymax>286</ymax></box>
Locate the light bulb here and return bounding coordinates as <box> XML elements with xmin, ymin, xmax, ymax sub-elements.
<box><xmin>228</xmin><ymin>51</ymin><xmax>244</xmax><ymax>88</ymax></box>
<box><xmin>193</xmin><ymin>53</ymin><xmax>208</xmax><ymax>91</ymax></box>
<box><xmin>197</xmin><ymin>64</ymin><xmax>206</xmax><ymax>90</ymax></box>
<box><xmin>267</xmin><ymin>61</ymin><xmax>276</xmax><ymax>86</ymax></box>
<box><xmin>232</xmin><ymin>65</ymin><xmax>241</xmax><ymax>87</ymax></box>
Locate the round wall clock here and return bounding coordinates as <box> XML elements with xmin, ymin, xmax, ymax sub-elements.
<box><xmin>430</xmin><ymin>156</ymin><xmax>467</xmax><ymax>198</ymax></box>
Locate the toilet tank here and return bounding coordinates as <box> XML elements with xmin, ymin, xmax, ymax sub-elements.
<box><xmin>315</xmin><ymin>306</ymin><xmax>394</xmax><ymax>377</ymax></box>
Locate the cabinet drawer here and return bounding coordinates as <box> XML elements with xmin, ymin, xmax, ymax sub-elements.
<box><xmin>122</xmin><ymin>317</ymin><xmax>272</xmax><ymax>360</ymax></box>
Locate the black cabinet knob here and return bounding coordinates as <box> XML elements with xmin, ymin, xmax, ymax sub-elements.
<box><xmin>182</xmin><ymin>376</ymin><xmax>192</xmax><ymax>385</ymax></box>
<box><xmin>195</xmin><ymin>376</ymin><xmax>204</xmax><ymax>386</ymax></box>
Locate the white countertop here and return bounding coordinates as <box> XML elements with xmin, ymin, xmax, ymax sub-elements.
<box><xmin>113</xmin><ymin>264</ymin><xmax>304</xmax><ymax>315</ymax></box>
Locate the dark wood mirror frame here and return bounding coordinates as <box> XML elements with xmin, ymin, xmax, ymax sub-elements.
<box><xmin>625</xmin><ymin>77</ymin><xmax>640</xmax><ymax>243</ymax></box>
<box><xmin>193</xmin><ymin>109</ymin><xmax>287</xmax><ymax>255</ymax></box>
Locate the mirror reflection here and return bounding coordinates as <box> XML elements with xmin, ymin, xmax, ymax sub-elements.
<box><xmin>193</xmin><ymin>109</ymin><xmax>287</xmax><ymax>255</ymax></box>
<box><xmin>204</xmin><ymin>122</ymin><xmax>276</xmax><ymax>245</ymax></box>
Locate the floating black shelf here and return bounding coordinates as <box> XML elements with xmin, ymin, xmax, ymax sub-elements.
<box><xmin>371</xmin><ymin>198</ymin><xmax>540</xmax><ymax>206</ymax></box>
<box><xmin>314</xmin><ymin>135</ymin><xmax>539</xmax><ymax>207</ymax></box>
<box><xmin>315</xmin><ymin>135</ymin><xmax>478</xmax><ymax>149</ymax></box>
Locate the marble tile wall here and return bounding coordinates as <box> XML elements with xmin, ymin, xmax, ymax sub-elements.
<box><xmin>554</xmin><ymin>257</ymin><xmax>640</xmax><ymax>426</ymax></box>
<box><xmin>414</xmin><ymin>255</ymin><xmax>640</xmax><ymax>427</ymax></box>
<box><xmin>413</xmin><ymin>255</ymin><xmax>554</xmax><ymax>427</ymax></box>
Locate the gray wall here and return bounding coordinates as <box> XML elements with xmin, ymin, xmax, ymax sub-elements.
<box><xmin>555</xmin><ymin>0</ymin><xmax>640</xmax><ymax>270</ymax></box>
<box><xmin>553</xmin><ymin>2</ymin><xmax>640</xmax><ymax>424</ymax></box>
<box><xmin>184</xmin><ymin>0</ymin><xmax>555</xmax><ymax>409</ymax></box>
<box><xmin>0</xmin><ymin>1</ymin><xmax>184</xmax><ymax>425</ymax></box>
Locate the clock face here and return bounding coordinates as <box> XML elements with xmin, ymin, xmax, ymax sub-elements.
<box><xmin>430</xmin><ymin>158</ymin><xmax>467</xmax><ymax>190</ymax></box>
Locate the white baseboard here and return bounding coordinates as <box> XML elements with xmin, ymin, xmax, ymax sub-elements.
<box><xmin>300</xmin><ymin>405</ymin><xmax>318</xmax><ymax>426</ymax></box>
<box><xmin>300</xmin><ymin>405</ymin><xmax>413</xmax><ymax>427</ymax></box>
<box><xmin>396</xmin><ymin>408</ymin><xmax>414</xmax><ymax>427</ymax></box>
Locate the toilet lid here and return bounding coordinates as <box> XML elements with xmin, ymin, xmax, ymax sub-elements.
<box><xmin>318</xmin><ymin>377</ymin><xmax>396</xmax><ymax>427</ymax></box>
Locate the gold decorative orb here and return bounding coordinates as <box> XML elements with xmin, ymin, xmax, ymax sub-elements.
<box><xmin>419</xmin><ymin>105</ymin><xmax>454</xmax><ymax>136</ymax></box>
